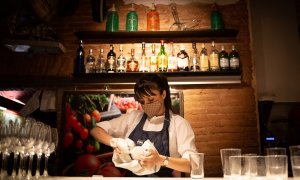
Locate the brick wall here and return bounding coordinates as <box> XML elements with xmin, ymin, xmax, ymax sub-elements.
<box><xmin>0</xmin><ymin>0</ymin><xmax>258</xmax><ymax>177</ymax></box>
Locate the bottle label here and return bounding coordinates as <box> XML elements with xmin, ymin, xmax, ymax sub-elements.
<box><xmin>210</xmin><ymin>53</ymin><xmax>219</xmax><ymax>70</ymax></box>
<box><xmin>150</xmin><ymin>56</ymin><xmax>157</xmax><ymax>72</ymax></box>
<box><xmin>128</xmin><ymin>61</ymin><xmax>138</xmax><ymax>72</ymax></box>
<box><xmin>158</xmin><ymin>55</ymin><xmax>168</xmax><ymax>71</ymax></box>
<box><xmin>168</xmin><ymin>56</ymin><xmax>177</xmax><ymax>71</ymax></box>
<box><xmin>230</xmin><ymin>57</ymin><xmax>240</xmax><ymax>69</ymax></box>
<box><xmin>220</xmin><ymin>58</ymin><xmax>229</xmax><ymax>68</ymax></box>
<box><xmin>177</xmin><ymin>57</ymin><xmax>188</xmax><ymax>69</ymax></box>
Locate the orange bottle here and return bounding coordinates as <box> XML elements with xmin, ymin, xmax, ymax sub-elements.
<box><xmin>147</xmin><ymin>3</ymin><xmax>160</xmax><ymax>31</ymax></box>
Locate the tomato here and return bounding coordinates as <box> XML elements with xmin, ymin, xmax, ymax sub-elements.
<box><xmin>73</xmin><ymin>121</ymin><xmax>82</xmax><ymax>133</ymax></box>
<box><xmin>86</xmin><ymin>144</ymin><xmax>94</xmax><ymax>153</ymax></box>
<box><xmin>83</xmin><ymin>113</ymin><xmax>91</xmax><ymax>124</ymax></box>
<box><xmin>63</xmin><ymin>132</ymin><xmax>74</xmax><ymax>148</ymax></box>
<box><xmin>75</xmin><ymin>139</ymin><xmax>83</xmax><ymax>149</ymax></box>
<box><xmin>73</xmin><ymin>154</ymin><xmax>101</xmax><ymax>176</ymax></box>
<box><xmin>91</xmin><ymin>109</ymin><xmax>101</xmax><ymax>122</ymax></box>
<box><xmin>80</xmin><ymin>128</ymin><xmax>89</xmax><ymax>140</ymax></box>
<box><xmin>66</xmin><ymin>114</ymin><xmax>77</xmax><ymax>127</ymax></box>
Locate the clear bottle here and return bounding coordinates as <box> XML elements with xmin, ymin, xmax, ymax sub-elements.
<box><xmin>199</xmin><ymin>43</ymin><xmax>209</xmax><ymax>71</ymax></box>
<box><xmin>157</xmin><ymin>40</ymin><xmax>168</xmax><ymax>72</ymax></box>
<box><xmin>149</xmin><ymin>44</ymin><xmax>157</xmax><ymax>72</ymax></box>
<box><xmin>139</xmin><ymin>42</ymin><xmax>149</xmax><ymax>72</ymax></box>
<box><xmin>190</xmin><ymin>42</ymin><xmax>200</xmax><ymax>72</ymax></box>
<box><xmin>219</xmin><ymin>45</ymin><xmax>229</xmax><ymax>71</ymax></box>
<box><xmin>116</xmin><ymin>45</ymin><xmax>126</xmax><ymax>73</ymax></box>
<box><xmin>229</xmin><ymin>45</ymin><xmax>240</xmax><ymax>71</ymax></box>
<box><xmin>106</xmin><ymin>4</ymin><xmax>119</xmax><ymax>32</ymax></box>
<box><xmin>209</xmin><ymin>41</ymin><xmax>220</xmax><ymax>71</ymax></box>
<box><xmin>85</xmin><ymin>49</ymin><xmax>95</xmax><ymax>73</ymax></box>
<box><xmin>95</xmin><ymin>48</ymin><xmax>106</xmax><ymax>73</ymax></box>
<box><xmin>74</xmin><ymin>40</ymin><xmax>85</xmax><ymax>74</ymax></box>
<box><xmin>126</xmin><ymin>3</ymin><xmax>138</xmax><ymax>32</ymax></box>
<box><xmin>106</xmin><ymin>44</ymin><xmax>116</xmax><ymax>73</ymax></box>
<box><xmin>147</xmin><ymin>3</ymin><xmax>160</xmax><ymax>31</ymax></box>
<box><xmin>177</xmin><ymin>44</ymin><xmax>189</xmax><ymax>71</ymax></box>
<box><xmin>167</xmin><ymin>42</ymin><xmax>177</xmax><ymax>72</ymax></box>
<box><xmin>127</xmin><ymin>48</ymin><xmax>139</xmax><ymax>72</ymax></box>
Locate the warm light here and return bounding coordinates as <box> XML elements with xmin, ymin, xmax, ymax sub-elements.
<box><xmin>0</xmin><ymin>106</ymin><xmax>7</xmax><ymax>111</ymax></box>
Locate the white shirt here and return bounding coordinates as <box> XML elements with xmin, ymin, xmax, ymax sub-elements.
<box><xmin>96</xmin><ymin>110</ymin><xmax>198</xmax><ymax>160</ymax></box>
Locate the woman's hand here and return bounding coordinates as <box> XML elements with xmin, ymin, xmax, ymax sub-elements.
<box><xmin>139</xmin><ymin>148</ymin><xmax>163</xmax><ymax>169</ymax></box>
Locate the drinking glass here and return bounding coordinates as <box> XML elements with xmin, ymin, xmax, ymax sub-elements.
<box><xmin>265</xmin><ymin>147</ymin><xmax>286</xmax><ymax>155</ymax></box>
<box><xmin>229</xmin><ymin>155</ymin><xmax>253</xmax><ymax>179</ymax></box>
<box><xmin>289</xmin><ymin>145</ymin><xmax>300</xmax><ymax>178</ymax></box>
<box><xmin>266</xmin><ymin>155</ymin><xmax>288</xmax><ymax>179</ymax></box>
<box><xmin>34</xmin><ymin>124</ymin><xmax>48</xmax><ymax>178</ymax></box>
<box><xmin>43</xmin><ymin>128</ymin><xmax>58</xmax><ymax>177</ymax></box>
<box><xmin>220</xmin><ymin>148</ymin><xmax>242</xmax><ymax>179</ymax></box>
<box><xmin>249</xmin><ymin>156</ymin><xmax>267</xmax><ymax>179</ymax></box>
<box><xmin>189</xmin><ymin>153</ymin><xmax>204</xmax><ymax>179</ymax></box>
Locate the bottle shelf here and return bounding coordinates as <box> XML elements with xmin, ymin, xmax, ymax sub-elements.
<box><xmin>74</xmin><ymin>29</ymin><xmax>239</xmax><ymax>44</ymax></box>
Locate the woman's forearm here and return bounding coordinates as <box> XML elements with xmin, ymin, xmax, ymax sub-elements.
<box><xmin>90</xmin><ymin>126</ymin><xmax>112</xmax><ymax>146</ymax></box>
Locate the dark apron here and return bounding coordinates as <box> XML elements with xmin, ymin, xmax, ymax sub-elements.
<box><xmin>126</xmin><ymin>113</ymin><xmax>173</xmax><ymax>177</ymax></box>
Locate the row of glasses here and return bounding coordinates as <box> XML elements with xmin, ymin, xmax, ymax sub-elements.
<box><xmin>0</xmin><ymin>117</ymin><xmax>58</xmax><ymax>179</ymax></box>
<box><xmin>221</xmin><ymin>146</ymin><xmax>300</xmax><ymax>179</ymax></box>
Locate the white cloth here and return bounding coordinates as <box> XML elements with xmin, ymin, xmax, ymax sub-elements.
<box><xmin>112</xmin><ymin>139</ymin><xmax>160</xmax><ymax>175</ymax></box>
<box><xmin>96</xmin><ymin>110</ymin><xmax>198</xmax><ymax>161</ymax></box>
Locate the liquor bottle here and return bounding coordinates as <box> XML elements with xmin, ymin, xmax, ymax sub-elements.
<box><xmin>139</xmin><ymin>42</ymin><xmax>149</xmax><ymax>72</ymax></box>
<box><xmin>116</xmin><ymin>45</ymin><xmax>126</xmax><ymax>72</ymax></box>
<box><xmin>157</xmin><ymin>40</ymin><xmax>168</xmax><ymax>72</ymax></box>
<box><xmin>211</xmin><ymin>3</ymin><xmax>223</xmax><ymax>30</ymax></box>
<box><xmin>177</xmin><ymin>44</ymin><xmax>189</xmax><ymax>71</ymax></box>
<box><xmin>190</xmin><ymin>42</ymin><xmax>200</xmax><ymax>72</ymax></box>
<box><xmin>126</xmin><ymin>3</ymin><xmax>138</xmax><ymax>32</ymax></box>
<box><xmin>85</xmin><ymin>49</ymin><xmax>96</xmax><ymax>73</ymax></box>
<box><xmin>229</xmin><ymin>45</ymin><xmax>240</xmax><ymax>71</ymax></box>
<box><xmin>95</xmin><ymin>48</ymin><xmax>106</xmax><ymax>73</ymax></box>
<box><xmin>106</xmin><ymin>44</ymin><xmax>116</xmax><ymax>73</ymax></box>
<box><xmin>106</xmin><ymin>4</ymin><xmax>119</xmax><ymax>32</ymax></box>
<box><xmin>209</xmin><ymin>41</ymin><xmax>220</xmax><ymax>71</ymax></box>
<box><xmin>167</xmin><ymin>42</ymin><xmax>177</xmax><ymax>72</ymax></box>
<box><xmin>74</xmin><ymin>40</ymin><xmax>85</xmax><ymax>74</ymax></box>
<box><xmin>219</xmin><ymin>45</ymin><xmax>229</xmax><ymax>71</ymax></box>
<box><xmin>127</xmin><ymin>48</ymin><xmax>139</xmax><ymax>72</ymax></box>
<box><xmin>199</xmin><ymin>43</ymin><xmax>209</xmax><ymax>71</ymax></box>
<box><xmin>147</xmin><ymin>3</ymin><xmax>160</xmax><ymax>31</ymax></box>
<box><xmin>149</xmin><ymin>44</ymin><xmax>157</xmax><ymax>72</ymax></box>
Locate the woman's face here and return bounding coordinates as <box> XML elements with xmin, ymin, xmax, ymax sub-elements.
<box><xmin>139</xmin><ymin>89</ymin><xmax>166</xmax><ymax>116</ymax></box>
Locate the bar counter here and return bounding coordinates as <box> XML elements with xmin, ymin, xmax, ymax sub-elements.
<box><xmin>40</xmin><ymin>177</ymin><xmax>297</xmax><ymax>180</ymax></box>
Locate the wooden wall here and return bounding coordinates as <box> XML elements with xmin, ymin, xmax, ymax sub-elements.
<box><xmin>0</xmin><ymin>0</ymin><xmax>258</xmax><ymax>177</ymax></box>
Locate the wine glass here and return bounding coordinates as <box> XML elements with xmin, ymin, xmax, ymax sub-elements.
<box><xmin>36</xmin><ymin>125</ymin><xmax>51</xmax><ymax>178</ymax></box>
<box><xmin>43</xmin><ymin>128</ymin><xmax>58</xmax><ymax>177</ymax></box>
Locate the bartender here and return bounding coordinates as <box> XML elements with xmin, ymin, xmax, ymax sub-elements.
<box><xmin>91</xmin><ymin>74</ymin><xmax>198</xmax><ymax>177</ymax></box>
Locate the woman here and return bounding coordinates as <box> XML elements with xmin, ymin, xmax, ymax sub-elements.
<box><xmin>91</xmin><ymin>73</ymin><xmax>197</xmax><ymax>177</ymax></box>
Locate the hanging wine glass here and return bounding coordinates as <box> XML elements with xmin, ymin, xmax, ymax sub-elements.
<box><xmin>43</xmin><ymin>128</ymin><xmax>58</xmax><ymax>177</ymax></box>
<box><xmin>37</xmin><ymin>125</ymin><xmax>51</xmax><ymax>178</ymax></box>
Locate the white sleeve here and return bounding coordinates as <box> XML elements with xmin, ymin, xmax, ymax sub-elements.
<box><xmin>173</xmin><ymin>116</ymin><xmax>198</xmax><ymax>160</ymax></box>
<box><xmin>96</xmin><ymin>110</ymin><xmax>143</xmax><ymax>138</ymax></box>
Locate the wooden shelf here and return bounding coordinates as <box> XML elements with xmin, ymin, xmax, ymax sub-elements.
<box><xmin>74</xmin><ymin>29</ymin><xmax>238</xmax><ymax>44</ymax></box>
<box><xmin>0</xmin><ymin>71</ymin><xmax>241</xmax><ymax>89</ymax></box>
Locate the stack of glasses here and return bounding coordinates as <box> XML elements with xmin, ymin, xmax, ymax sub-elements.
<box><xmin>0</xmin><ymin>118</ymin><xmax>58</xmax><ymax>179</ymax></box>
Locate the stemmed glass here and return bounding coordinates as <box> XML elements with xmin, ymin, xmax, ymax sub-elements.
<box><xmin>26</xmin><ymin>121</ymin><xmax>43</xmax><ymax>180</ymax></box>
<box><xmin>1</xmin><ymin>121</ymin><xmax>14</xmax><ymax>178</ymax></box>
<box><xmin>42</xmin><ymin>128</ymin><xmax>58</xmax><ymax>177</ymax></box>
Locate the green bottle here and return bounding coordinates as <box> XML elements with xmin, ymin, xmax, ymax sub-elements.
<box><xmin>211</xmin><ymin>3</ymin><xmax>223</xmax><ymax>30</ymax></box>
<box><xmin>106</xmin><ymin>4</ymin><xmax>119</xmax><ymax>32</ymax></box>
<box><xmin>126</xmin><ymin>4</ymin><xmax>138</xmax><ymax>31</ymax></box>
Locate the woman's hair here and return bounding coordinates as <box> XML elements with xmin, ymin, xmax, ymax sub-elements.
<box><xmin>134</xmin><ymin>74</ymin><xmax>172</xmax><ymax>119</ymax></box>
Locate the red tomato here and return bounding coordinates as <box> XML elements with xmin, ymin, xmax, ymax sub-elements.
<box><xmin>75</xmin><ymin>139</ymin><xmax>83</xmax><ymax>149</ymax></box>
<box><xmin>73</xmin><ymin>154</ymin><xmax>101</xmax><ymax>176</ymax></box>
<box><xmin>80</xmin><ymin>128</ymin><xmax>89</xmax><ymax>140</ymax></box>
<box><xmin>73</xmin><ymin>121</ymin><xmax>82</xmax><ymax>133</ymax></box>
<box><xmin>83</xmin><ymin>113</ymin><xmax>91</xmax><ymax>124</ymax></box>
<box><xmin>91</xmin><ymin>110</ymin><xmax>101</xmax><ymax>122</ymax></box>
<box><xmin>66</xmin><ymin>114</ymin><xmax>77</xmax><ymax>129</ymax></box>
<box><xmin>63</xmin><ymin>132</ymin><xmax>74</xmax><ymax>148</ymax></box>
<box><xmin>86</xmin><ymin>144</ymin><xmax>94</xmax><ymax>153</ymax></box>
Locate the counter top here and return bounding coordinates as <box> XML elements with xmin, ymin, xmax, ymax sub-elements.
<box><xmin>40</xmin><ymin>177</ymin><xmax>297</xmax><ymax>180</ymax></box>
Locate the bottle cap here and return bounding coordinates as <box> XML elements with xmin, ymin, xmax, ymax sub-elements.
<box><xmin>150</xmin><ymin>3</ymin><xmax>156</xmax><ymax>11</ymax></box>
<box><xmin>110</xmin><ymin>3</ymin><xmax>116</xmax><ymax>11</ymax></box>
<box><xmin>129</xmin><ymin>3</ymin><xmax>135</xmax><ymax>11</ymax></box>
